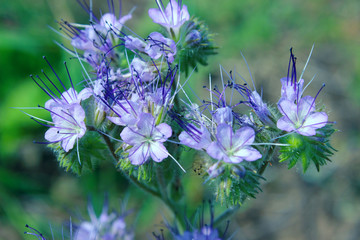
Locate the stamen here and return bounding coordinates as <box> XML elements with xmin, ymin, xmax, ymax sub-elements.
<box><xmin>43</xmin><ymin>56</ymin><xmax>69</xmax><ymax>95</ymax></box>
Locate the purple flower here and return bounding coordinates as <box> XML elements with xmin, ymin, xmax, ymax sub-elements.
<box><xmin>99</xmin><ymin>12</ymin><xmax>132</xmax><ymax>32</ymax></box>
<box><xmin>280</xmin><ymin>77</ymin><xmax>304</xmax><ymax>103</ymax></box>
<box><xmin>179</xmin><ymin>124</ymin><xmax>212</xmax><ymax>150</ymax></box>
<box><xmin>130</xmin><ymin>58</ymin><xmax>156</xmax><ymax>82</ymax></box>
<box><xmin>148</xmin><ymin>0</ymin><xmax>190</xmax><ymax>35</ymax></box>
<box><xmin>29</xmin><ymin>59</ymin><xmax>89</xmax><ymax>152</ymax></box>
<box><xmin>45</xmin><ymin>87</ymin><xmax>92</xmax><ymax>110</ymax></box>
<box><xmin>44</xmin><ymin>103</ymin><xmax>86</xmax><ymax>152</ymax></box>
<box><xmin>74</xmin><ymin>198</ymin><xmax>134</xmax><ymax>240</ymax></box>
<box><xmin>277</xmin><ymin>96</ymin><xmax>328</xmax><ymax>136</ymax></box>
<box><xmin>107</xmin><ymin>100</ymin><xmax>142</xmax><ymax>127</ymax></box>
<box><xmin>213</xmin><ymin>107</ymin><xmax>233</xmax><ymax>125</ymax></box>
<box><xmin>233</xmin><ymin>83</ymin><xmax>272</xmax><ymax>126</ymax></box>
<box><xmin>277</xmin><ymin>48</ymin><xmax>328</xmax><ymax>136</ymax></box>
<box><xmin>71</xmin><ymin>27</ymin><xmax>100</xmax><ymax>52</ymax></box>
<box><xmin>145</xmin><ymin>32</ymin><xmax>177</xmax><ymax>63</ymax></box>
<box><xmin>153</xmin><ymin>202</ymin><xmax>228</xmax><ymax>240</ymax></box>
<box><xmin>124</xmin><ymin>36</ymin><xmax>147</xmax><ymax>52</ymax></box>
<box><xmin>120</xmin><ymin>113</ymin><xmax>172</xmax><ymax>165</ymax></box>
<box><xmin>206</xmin><ymin>124</ymin><xmax>261</xmax><ymax>164</ymax></box>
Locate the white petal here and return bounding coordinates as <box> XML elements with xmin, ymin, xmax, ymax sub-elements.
<box><xmin>150</xmin><ymin>142</ymin><xmax>169</xmax><ymax>162</ymax></box>
<box><xmin>128</xmin><ymin>144</ymin><xmax>149</xmax><ymax>165</ymax></box>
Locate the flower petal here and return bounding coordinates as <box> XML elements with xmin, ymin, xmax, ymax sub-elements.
<box><xmin>61</xmin><ymin>134</ymin><xmax>77</xmax><ymax>152</ymax></box>
<box><xmin>277</xmin><ymin>116</ymin><xmax>296</xmax><ymax>132</ymax></box>
<box><xmin>235</xmin><ymin>146</ymin><xmax>262</xmax><ymax>162</ymax></box>
<box><xmin>120</xmin><ymin>126</ymin><xmax>144</xmax><ymax>145</ymax></box>
<box><xmin>278</xmin><ymin>99</ymin><xmax>297</xmax><ymax>123</ymax></box>
<box><xmin>128</xmin><ymin>143</ymin><xmax>149</xmax><ymax>165</ymax></box>
<box><xmin>233</xmin><ymin>126</ymin><xmax>256</xmax><ymax>148</ymax></box>
<box><xmin>215</xmin><ymin>124</ymin><xmax>232</xmax><ymax>150</ymax></box>
<box><xmin>206</xmin><ymin>141</ymin><xmax>226</xmax><ymax>161</ymax></box>
<box><xmin>44</xmin><ymin>127</ymin><xmax>61</xmax><ymax>142</ymax></box>
<box><xmin>148</xmin><ymin>8</ymin><xmax>167</xmax><ymax>26</ymax></box>
<box><xmin>150</xmin><ymin>142</ymin><xmax>168</xmax><ymax>162</ymax></box>
<box><xmin>156</xmin><ymin>123</ymin><xmax>172</xmax><ymax>140</ymax></box>
<box><xmin>136</xmin><ymin>113</ymin><xmax>156</xmax><ymax>136</ymax></box>
<box><xmin>297</xmin><ymin>95</ymin><xmax>315</xmax><ymax>121</ymax></box>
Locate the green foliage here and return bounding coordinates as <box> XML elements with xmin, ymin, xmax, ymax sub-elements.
<box><xmin>49</xmin><ymin>131</ymin><xmax>108</xmax><ymax>175</ymax></box>
<box><xmin>117</xmin><ymin>154</ymin><xmax>154</xmax><ymax>182</ymax></box>
<box><xmin>279</xmin><ymin>125</ymin><xmax>336</xmax><ymax>172</ymax></box>
<box><xmin>177</xmin><ymin>18</ymin><xmax>217</xmax><ymax>76</ymax></box>
<box><xmin>214</xmin><ymin>164</ymin><xmax>265</xmax><ymax>206</ymax></box>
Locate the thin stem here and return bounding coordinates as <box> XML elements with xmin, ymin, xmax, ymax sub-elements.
<box><xmin>258</xmin><ymin>160</ymin><xmax>269</xmax><ymax>175</ymax></box>
<box><xmin>88</xmin><ymin>126</ymin><xmax>161</xmax><ymax>198</ymax></box>
<box><xmin>156</xmin><ymin>165</ymin><xmax>186</xmax><ymax>231</ymax></box>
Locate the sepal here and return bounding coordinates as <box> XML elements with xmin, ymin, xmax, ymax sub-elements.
<box><xmin>279</xmin><ymin>124</ymin><xmax>336</xmax><ymax>172</ymax></box>
<box><xmin>177</xmin><ymin>18</ymin><xmax>217</xmax><ymax>75</ymax></box>
<box><xmin>48</xmin><ymin>131</ymin><xmax>108</xmax><ymax>175</ymax></box>
<box><xmin>208</xmin><ymin>163</ymin><xmax>265</xmax><ymax>206</ymax></box>
<box><xmin>117</xmin><ymin>156</ymin><xmax>154</xmax><ymax>182</ymax></box>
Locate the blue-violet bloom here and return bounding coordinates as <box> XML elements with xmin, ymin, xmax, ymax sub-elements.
<box><xmin>145</xmin><ymin>32</ymin><xmax>177</xmax><ymax>63</ymax></box>
<box><xmin>277</xmin><ymin>95</ymin><xmax>328</xmax><ymax>136</ymax></box>
<box><xmin>206</xmin><ymin>124</ymin><xmax>261</xmax><ymax>164</ymax></box>
<box><xmin>148</xmin><ymin>0</ymin><xmax>190</xmax><ymax>36</ymax></box>
<box><xmin>45</xmin><ymin>103</ymin><xmax>86</xmax><ymax>152</ymax></box>
<box><xmin>120</xmin><ymin>113</ymin><xmax>172</xmax><ymax>165</ymax></box>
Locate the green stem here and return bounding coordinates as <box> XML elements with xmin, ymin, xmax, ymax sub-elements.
<box><xmin>156</xmin><ymin>165</ymin><xmax>186</xmax><ymax>231</ymax></box>
<box><xmin>88</xmin><ymin>126</ymin><xmax>161</xmax><ymax>198</ymax></box>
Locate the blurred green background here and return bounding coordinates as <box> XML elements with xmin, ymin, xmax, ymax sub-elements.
<box><xmin>1</xmin><ymin>0</ymin><xmax>359</xmax><ymax>239</ymax></box>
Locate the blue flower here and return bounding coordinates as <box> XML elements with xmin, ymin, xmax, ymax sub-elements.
<box><xmin>120</xmin><ymin>113</ymin><xmax>172</xmax><ymax>165</ymax></box>
<box><xmin>277</xmin><ymin>96</ymin><xmax>328</xmax><ymax>136</ymax></box>
<box><xmin>153</xmin><ymin>202</ymin><xmax>229</xmax><ymax>240</ymax></box>
<box><xmin>44</xmin><ymin>103</ymin><xmax>87</xmax><ymax>152</ymax></box>
<box><xmin>145</xmin><ymin>32</ymin><xmax>177</xmax><ymax>63</ymax></box>
<box><xmin>74</xmin><ymin>199</ymin><xmax>134</xmax><ymax>240</ymax></box>
<box><xmin>206</xmin><ymin>124</ymin><xmax>262</xmax><ymax>164</ymax></box>
<box><xmin>28</xmin><ymin>59</ymin><xmax>90</xmax><ymax>153</ymax></box>
<box><xmin>24</xmin><ymin>197</ymin><xmax>134</xmax><ymax>240</ymax></box>
<box><xmin>148</xmin><ymin>0</ymin><xmax>190</xmax><ymax>36</ymax></box>
<box><xmin>276</xmin><ymin>48</ymin><xmax>329</xmax><ymax>136</ymax></box>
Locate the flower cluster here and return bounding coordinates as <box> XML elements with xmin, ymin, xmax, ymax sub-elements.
<box><xmin>25</xmin><ymin>198</ymin><xmax>134</xmax><ymax>240</ymax></box>
<box><xmin>22</xmin><ymin>0</ymin><xmax>336</xmax><ymax>238</ymax></box>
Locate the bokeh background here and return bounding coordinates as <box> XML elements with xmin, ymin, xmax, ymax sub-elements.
<box><xmin>1</xmin><ymin>0</ymin><xmax>360</xmax><ymax>239</ymax></box>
